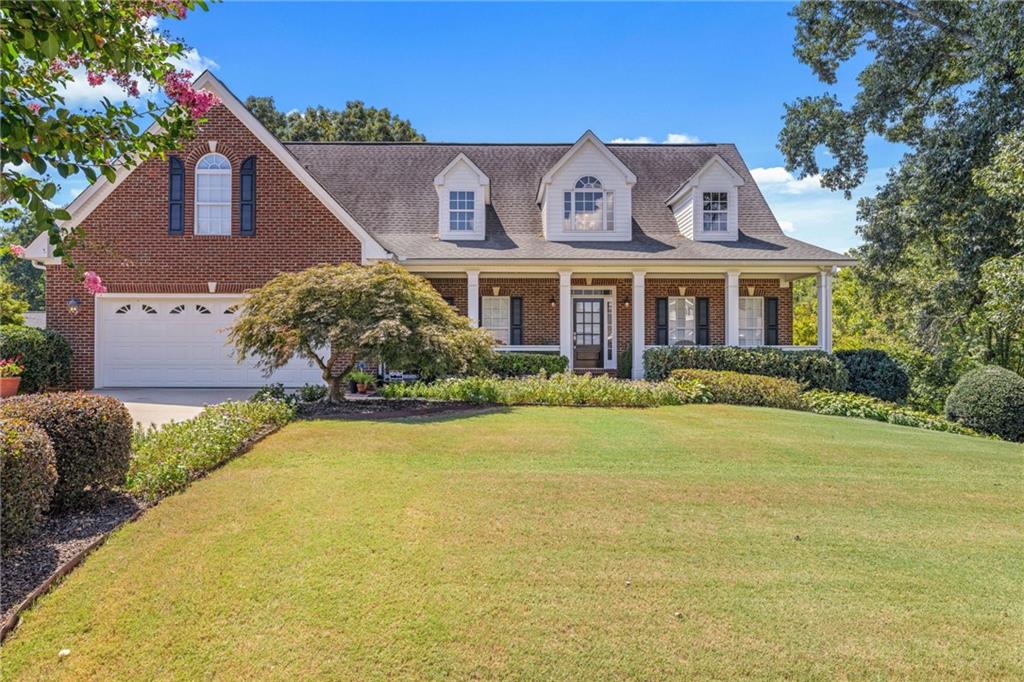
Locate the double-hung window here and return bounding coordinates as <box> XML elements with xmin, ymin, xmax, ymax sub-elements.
<box><xmin>668</xmin><ymin>297</ymin><xmax>696</xmax><ymax>346</ymax></box>
<box><xmin>449</xmin><ymin>191</ymin><xmax>475</xmax><ymax>232</ymax></box>
<box><xmin>738</xmin><ymin>296</ymin><xmax>764</xmax><ymax>347</ymax></box>
<box><xmin>564</xmin><ymin>176</ymin><xmax>613</xmax><ymax>232</ymax></box>
<box><xmin>481</xmin><ymin>296</ymin><xmax>510</xmax><ymax>344</ymax></box>
<box><xmin>195</xmin><ymin>153</ymin><xmax>232</xmax><ymax>235</ymax></box>
<box><xmin>702</xmin><ymin>191</ymin><xmax>728</xmax><ymax>232</ymax></box>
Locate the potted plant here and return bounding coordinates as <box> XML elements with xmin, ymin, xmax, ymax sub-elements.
<box><xmin>0</xmin><ymin>357</ymin><xmax>25</xmax><ymax>398</ymax></box>
<box><xmin>348</xmin><ymin>369</ymin><xmax>375</xmax><ymax>394</ymax></box>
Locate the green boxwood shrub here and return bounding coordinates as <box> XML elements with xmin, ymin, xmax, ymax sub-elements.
<box><xmin>803</xmin><ymin>390</ymin><xmax>983</xmax><ymax>437</ymax></box>
<box><xmin>835</xmin><ymin>349</ymin><xmax>910</xmax><ymax>402</ymax></box>
<box><xmin>671</xmin><ymin>369</ymin><xmax>804</xmax><ymax>410</ymax></box>
<box><xmin>381</xmin><ymin>372</ymin><xmax>710</xmax><ymax>407</ymax></box>
<box><xmin>298</xmin><ymin>383</ymin><xmax>328</xmax><ymax>402</ymax></box>
<box><xmin>944</xmin><ymin>366</ymin><xmax>1024</xmax><ymax>442</ymax></box>
<box><xmin>0</xmin><ymin>324</ymin><xmax>72</xmax><ymax>393</ymax></box>
<box><xmin>127</xmin><ymin>399</ymin><xmax>294</xmax><ymax>501</ymax></box>
<box><xmin>1</xmin><ymin>418</ymin><xmax>58</xmax><ymax>546</ymax></box>
<box><xmin>0</xmin><ymin>392</ymin><xmax>132</xmax><ymax>508</ymax></box>
<box><xmin>644</xmin><ymin>345</ymin><xmax>848</xmax><ymax>390</ymax></box>
<box><xmin>485</xmin><ymin>352</ymin><xmax>569</xmax><ymax>378</ymax></box>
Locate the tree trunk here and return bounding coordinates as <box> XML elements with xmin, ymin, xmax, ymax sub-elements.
<box><xmin>328</xmin><ymin>375</ymin><xmax>345</xmax><ymax>403</ymax></box>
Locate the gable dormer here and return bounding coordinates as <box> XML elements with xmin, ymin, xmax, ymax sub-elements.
<box><xmin>665</xmin><ymin>154</ymin><xmax>745</xmax><ymax>242</ymax></box>
<box><xmin>434</xmin><ymin>153</ymin><xmax>490</xmax><ymax>241</ymax></box>
<box><xmin>537</xmin><ymin>131</ymin><xmax>636</xmax><ymax>242</ymax></box>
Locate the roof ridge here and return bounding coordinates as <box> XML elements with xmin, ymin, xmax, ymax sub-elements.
<box><xmin>281</xmin><ymin>141</ymin><xmax>727</xmax><ymax>147</ymax></box>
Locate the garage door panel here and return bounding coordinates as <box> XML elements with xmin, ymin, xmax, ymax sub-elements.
<box><xmin>97</xmin><ymin>297</ymin><xmax>323</xmax><ymax>388</ymax></box>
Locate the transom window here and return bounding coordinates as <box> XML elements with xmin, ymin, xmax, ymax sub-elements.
<box><xmin>564</xmin><ymin>176</ymin><xmax>613</xmax><ymax>232</ymax></box>
<box><xmin>668</xmin><ymin>297</ymin><xmax>696</xmax><ymax>346</ymax></box>
<box><xmin>449</xmin><ymin>191</ymin><xmax>475</xmax><ymax>231</ymax></box>
<box><xmin>739</xmin><ymin>296</ymin><xmax>764</xmax><ymax>347</ymax></box>
<box><xmin>702</xmin><ymin>192</ymin><xmax>728</xmax><ymax>232</ymax></box>
<box><xmin>195</xmin><ymin>153</ymin><xmax>231</xmax><ymax>236</ymax></box>
<box><xmin>481</xmin><ymin>296</ymin><xmax>510</xmax><ymax>345</ymax></box>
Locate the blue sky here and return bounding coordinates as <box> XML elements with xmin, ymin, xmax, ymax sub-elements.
<box><xmin>59</xmin><ymin>2</ymin><xmax>903</xmax><ymax>254</ymax></box>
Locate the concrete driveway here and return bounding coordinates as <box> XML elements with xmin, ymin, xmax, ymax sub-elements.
<box><xmin>94</xmin><ymin>388</ymin><xmax>257</xmax><ymax>427</ymax></box>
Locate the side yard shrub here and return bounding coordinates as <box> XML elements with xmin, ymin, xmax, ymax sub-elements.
<box><xmin>644</xmin><ymin>346</ymin><xmax>848</xmax><ymax>390</ymax></box>
<box><xmin>485</xmin><ymin>352</ymin><xmax>569</xmax><ymax>378</ymax></box>
<box><xmin>802</xmin><ymin>390</ymin><xmax>983</xmax><ymax>437</ymax></box>
<box><xmin>127</xmin><ymin>399</ymin><xmax>294</xmax><ymax>501</ymax></box>
<box><xmin>671</xmin><ymin>369</ymin><xmax>804</xmax><ymax>410</ymax></box>
<box><xmin>944</xmin><ymin>366</ymin><xmax>1024</xmax><ymax>442</ymax></box>
<box><xmin>0</xmin><ymin>325</ymin><xmax>72</xmax><ymax>393</ymax></box>
<box><xmin>0</xmin><ymin>419</ymin><xmax>58</xmax><ymax>546</ymax></box>
<box><xmin>0</xmin><ymin>392</ymin><xmax>132</xmax><ymax>508</ymax></box>
<box><xmin>381</xmin><ymin>372</ymin><xmax>710</xmax><ymax>407</ymax></box>
<box><xmin>835</xmin><ymin>349</ymin><xmax>910</xmax><ymax>402</ymax></box>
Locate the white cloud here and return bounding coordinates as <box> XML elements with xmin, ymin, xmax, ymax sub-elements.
<box><xmin>749</xmin><ymin>166</ymin><xmax>824</xmax><ymax>195</ymax></box>
<box><xmin>779</xmin><ymin>220</ymin><xmax>796</xmax><ymax>234</ymax></box>
<box><xmin>610</xmin><ymin>132</ymin><xmax>701</xmax><ymax>144</ymax></box>
<box><xmin>55</xmin><ymin>49</ymin><xmax>218</xmax><ymax>106</ymax></box>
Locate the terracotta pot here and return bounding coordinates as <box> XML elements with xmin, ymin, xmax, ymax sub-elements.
<box><xmin>356</xmin><ymin>383</ymin><xmax>367</xmax><ymax>394</ymax></box>
<box><xmin>0</xmin><ymin>377</ymin><xmax>21</xmax><ymax>398</ymax></box>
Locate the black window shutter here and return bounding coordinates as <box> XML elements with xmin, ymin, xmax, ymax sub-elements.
<box><xmin>168</xmin><ymin>156</ymin><xmax>184</xmax><ymax>235</ymax></box>
<box><xmin>510</xmin><ymin>297</ymin><xmax>523</xmax><ymax>345</ymax></box>
<box><xmin>442</xmin><ymin>295</ymin><xmax>456</xmax><ymax>308</ymax></box>
<box><xmin>240</xmin><ymin>156</ymin><xmax>256</xmax><ymax>236</ymax></box>
<box><xmin>765</xmin><ymin>297</ymin><xmax>779</xmax><ymax>346</ymax></box>
<box><xmin>655</xmin><ymin>298</ymin><xmax>668</xmax><ymax>345</ymax></box>
<box><xmin>696</xmin><ymin>297</ymin><xmax>710</xmax><ymax>345</ymax></box>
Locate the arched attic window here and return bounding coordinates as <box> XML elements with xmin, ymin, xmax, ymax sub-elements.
<box><xmin>564</xmin><ymin>176</ymin><xmax>612</xmax><ymax>232</ymax></box>
<box><xmin>195</xmin><ymin>153</ymin><xmax>231</xmax><ymax>235</ymax></box>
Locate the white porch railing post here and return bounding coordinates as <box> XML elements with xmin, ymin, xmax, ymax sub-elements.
<box><xmin>816</xmin><ymin>269</ymin><xmax>833</xmax><ymax>353</ymax></box>
<box><xmin>725</xmin><ymin>271</ymin><xmax>740</xmax><ymax>346</ymax></box>
<box><xmin>631</xmin><ymin>271</ymin><xmax>645</xmax><ymax>379</ymax></box>
<box><xmin>467</xmin><ymin>270</ymin><xmax>480</xmax><ymax>327</ymax></box>
<box><xmin>559</xmin><ymin>271</ymin><xmax>573</xmax><ymax>366</ymax></box>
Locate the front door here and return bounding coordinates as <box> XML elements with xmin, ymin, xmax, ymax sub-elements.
<box><xmin>573</xmin><ymin>298</ymin><xmax>604</xmax><ymax>368</ymax></box>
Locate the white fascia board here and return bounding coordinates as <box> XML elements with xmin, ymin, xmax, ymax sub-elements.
<box><xmin>18</xmin><ymin>230</ymin><xmax>62</xmax><ymax>265</ymax></box>
<box><xmin>536</xmin><ymin>130</ymin><xmax>638</xmax><ymax>204</ymax></box>
<box><xmin>434</xmin><ymin>152</ymin><xmax>491</xmax><ymax>203</ymax></box>
<box><xmin>57</xmin><ymin>70</ymin><xmax>392</xmax><ymax>263</ymax></box>
<box><xmin>398</xmin><ymin>258</ymin><xmax>857</xmax><ymax>273</ymax></box>
<box><xmin>664</xmin><ymin>154</ymin><xmax>746</xmax><ymax>207</ymax></box>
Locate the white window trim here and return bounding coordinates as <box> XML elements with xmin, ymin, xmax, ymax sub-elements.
<box><xmin>701</xmin><ymin>191</ymin><xmax>729</xmax><ymax>233</ymax></box>
<box><xmin>564</xmin><ymin>177</ymin><xmax>614</xmax><ymax>233</ymax></box>
<box><xmin>195</xmin><ymin>153</ymin><xmax>232</xmax><ymax>236</ymax></box>
<box><xmin>447</xmin><ymin>190</ymin><xmax>476</xmax><ymax>233</ymax></box>
<box><xmin>667</xmin><ymin>296</ymin><xmax>697</xmax><ymax>346</ymax></box>
<box><xmin>738</xmin><ymin>296</ymin><xmax>764</xmax><ymax>347</ymax></box>
<box><xmin>481</xmin><ymin>296</ymin><xmax>510</xmax><ymax>345</ymax></box>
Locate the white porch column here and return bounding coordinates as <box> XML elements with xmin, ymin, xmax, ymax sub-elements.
<box><xmin>558</xmin><ymin>271</ymin><xmax>573</xmax><ymax>364</ymax></box>
<box><xmin>631</xmin><ymin>271</ymin><xmax>645</xmax><ymax>379</ymax></box>
<box><xmin>466</xmin><ymin>270</ymin><xmax>480</xmax><ymax>327</ymax></box>
<box><xmin>725</xmin><ymin>271</ymin><xmax>740</xmax><ymax>346</ymax></box>
<box><xmin>816</xmin><ymin>268</ymin><xmax>834</xmax><ymax>353</ymax></box>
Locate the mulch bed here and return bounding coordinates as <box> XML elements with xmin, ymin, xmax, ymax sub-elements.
<box><xmin>296</xmin><ymin>398</ymin><xmax>496</xmax><ymax>420</ymax></box>
<box><xmin>1</xmin><ymin>491</ymin><xmax>145</xmax><ymax>625</ymax></box>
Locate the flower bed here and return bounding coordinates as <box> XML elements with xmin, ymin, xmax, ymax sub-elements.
<box><xmin>802</xmin><ymin>390</ymin><xmax>983</xmax><ymax>437</ymax></box>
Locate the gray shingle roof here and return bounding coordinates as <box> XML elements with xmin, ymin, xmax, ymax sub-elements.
<box><xmin>285</xmin><ymin>141</ymin><xmax>851</xmax><ymax>263</ymax></box>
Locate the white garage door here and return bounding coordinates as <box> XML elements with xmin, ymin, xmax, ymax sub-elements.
<box><xmin>96</xmin><ymin>296</ymin><xmax>323</xmax><ymax>388</ymax></box>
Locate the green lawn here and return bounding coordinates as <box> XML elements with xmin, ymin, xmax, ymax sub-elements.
<box><xmin>2</xmin><ymin>406</ymin><xmax>1021</xmax><ymax>680</ymax></box>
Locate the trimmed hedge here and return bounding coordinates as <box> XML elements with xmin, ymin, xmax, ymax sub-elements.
<box><xmin>644</xmin><ymin>346</ymin><xmax>848</xmax><ymax>390</ymax></box>
<box><xmin>381</xmin><ymin>372</ymin><xmax>710</xmax><ymax>407</ymax></box>
<box><xmin>945</xmin><ymin>366</ymin><xmax>1024</xmax><ymax>442</ymax></box>
<box><xmin>0</xmin><ymin>392</ymin><xmax>132</xmax><ymax>509</ymax></box>
<box><xmin>485</xmin><ymin>352</ymin><xmax>569</xmax><ymax>378</ymax></box>
<box><xmin>803</xmin><ymin>390</ymin><xmax>982</xmax><ymax>437</ymax></box>
<box><xmin>836</xmin><ymin>349</ymin><xmax>910</xmax><ymax>402</ymax></box>
<box><xmin>127</xmin><ymin>399</ymin><xmax>294</xmax><ymax>501</ymax></box>
<box><xmin>0</xmin><ymin>324</ymin><xmax>72</xmax><ymax>393</ymax></box>
<box><xmin>671</xmin><ymin>369</ymin><xmax>804</xmax><ymax>410</ymax></box>
<box><xmin>1</xmin><ymin>418</ymin><xmax>58</xmax><ymax>546</ymax></box>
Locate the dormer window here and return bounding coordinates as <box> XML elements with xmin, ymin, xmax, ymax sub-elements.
<box><xmin>195</xmin><ymin>153</ymin><xmax>231</xmax><ymax>236</ymax></box>
<box><xmin>702</xmin><ymin>192</ymin><xmax>728</xmax><ymax>232</ymax></box>
<box><xmin>449</xmin><ymin>191</ymin><xmax>475</xmax><ymax>232</ymax></box>
<box><xmin>564</xmin><ymin>176</ymin><xmax>613</xmax><ymax>232</ymax></box>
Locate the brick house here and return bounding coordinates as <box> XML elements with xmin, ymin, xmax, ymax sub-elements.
<box><xmin>20</xmin><ymin>72</ymin><xmax>852</xmax><ymax>387</ymax></box>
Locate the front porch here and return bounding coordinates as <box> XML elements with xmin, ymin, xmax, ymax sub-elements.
<box><xmin>420</xmin><ymin>266</ymin><xmax>835</xmax><ymax>379</ymax></box>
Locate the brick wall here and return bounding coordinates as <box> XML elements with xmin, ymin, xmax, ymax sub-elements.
<box><xmin>48</xmin><ymin>103</ymin><xmax>362</xmax><ymax>387</ymax></box>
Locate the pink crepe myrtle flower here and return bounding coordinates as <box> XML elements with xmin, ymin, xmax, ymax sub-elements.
<box><xmin>9</xmin><ymin>245</ymin><xmax>26</xmax><ymax>257</ymax></box>
<box><xmin>87</xmin><ymin>71</ymin><xmax>106</xmax><ymax>87</ymax></box>
<box><xmin>163</xmin><ymin>70</ymin><xmax>219</xmax><ymax>119</ymax></box>
<box><xmin>83</xmin><ymin>271</ymin><xmax>108</xmax><ymax>295</ymax></box>
<box><xmin>26</xmin><ymin>102</ymin><xmax>42</xmax><ymax>114</ymax></box>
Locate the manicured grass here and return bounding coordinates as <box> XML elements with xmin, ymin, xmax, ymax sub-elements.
<box><xmin>2</xmin><ymin>406</ymin><xmax>1021</xmax><ymax>679</ymax></box>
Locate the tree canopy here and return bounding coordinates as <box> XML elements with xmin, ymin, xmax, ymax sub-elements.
<box><xmin>1</xmin><ymin>209</ymin><xmax>45</xmax><ymax>310</ymax></box>
<box><xmin>245</xmin><ymin>95</ymin><xmax>424</xmax><ymax>142</ymax></box>
<box><xmin>781</xmin><ymin>1</ymin><xmax>1024</xmax><ymax>375</ymax></box>
<box><xmin>228</xmin><ymin>262</ymin><xmax>493</xmax><ymax>401</ymax></box>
